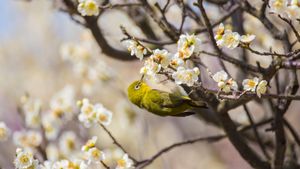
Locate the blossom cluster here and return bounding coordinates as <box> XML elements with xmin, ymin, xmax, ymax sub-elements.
<box><xmin>8</xmin><ymin>90</ymin><xmax>134</xmax><ymax>169</ymax></box>
<box><xmin>212</xmin><ymin>70</ymin><xmax>268</xmax><ymax>97</ymax></box>
<box><xmin>123</xmin><ymin>32</ymin><xmax>268</xmax><ymax>97</ymax></box>
<box><xmin>215</xmin><ymin>23</ymin><xmax>256</xmax><ymax>49</ymax></box>
<box><xmin>14</xmin><ymin>138</ymin><xmax>134</xmax><ymax>169</ymax></box>
<box><xmin>269</xmin><ymin>0</ymin><xmax>300</xmax><ymax>19</ymax></box>
<box><xmin>212</xmin><ymin>70</ymin><xmax>238</xmax><ymax>93</ymax></box>
<box><xmin>13</xmin><ymin>130</ymin><xmax>42</xmax><ymax>149</ymax></box>
<box><xmin>78</xmin><ymin>98</ymin><xmax>113</xmax><ymax>128</ymax></box>
<box><xmin>124</xmin><ymin>33</ymin><xmax>201</xmax><ymax>86</ymax></box>
<box><xmin>60</xmin><ymin>31</ymin><xmax>115</xmax><ymax>95</ymax></box>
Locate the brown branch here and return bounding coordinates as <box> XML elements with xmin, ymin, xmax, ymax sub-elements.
<box><xmin>99</xmin><ymin>124</ymin><xmax>138</xmax><ymax>163</ymax></box>
<box><xmin>273</xmin><ymin>108</ymin><xmax>286</xmax><ymax>169</ymax></box>
<box><xmin>139</xmin><ymin>0</ymin><xmax>178</xmax><ymax>41</ymax></box>
<box><xmin>243</xmin><ymin>105</ymin><xmax>271</xmax><ymax>160</ymax></box>
<box><xmin>283</xmin><ymin>118</ymin><xmax>300</xmax><ymax>147</ymax></box>
<box><xmin>273</xmin><ymin>71</ymin><xmax>298</xmax><ymax>168</ymax></box>
<box><xmin>136</xmin><ymin>135</ymin><xmax>224</xmax><ymax>169</ymax></box>
<box><xmin>175</xmin><ymin>0</ymin><xmax>204</xmax><ymax>26</ymax></box>
<box><xmin>278</xmin><ymin>15</ymin><xmax>300</xmax><ymax>43</ymax></box>
<box><xmin>100</xmin><ymin>161</ymin><xmax>110</xmax><ymax>169</ymax></box>
<box><xmin>194</xmin><ymin>5</ymin><xmax>240</xmax><ymax>34</ymax></box>
<box><xmin>84</xmin><ymin>16</ymin><xmax>136</xmax><ymax>61</ymax></box>
<box><xmin>194</xmin><ymin>0</ymin><xmax>228</xmax><ymax>73</ymax></box>
<box><xmin>198</xmin><ymin>51</ymin><xmax>263</xmax><ymax>73</ymax></box>
<box><xmin>100</xmin><ymin>3</ymin><xmax>143</xmax><ymax>9</ymax></box>
<box><xmin>204</xmin><ymin>88</ymin><xmax>300</xmax><ymax>100</ymax></box>
<box><xmin>61</xmin><ymin>0</ymin><xmax>138</xmax><ymax>61</ymax></box>
<box><xmin>245</xmin><ymin>46</ymin><xmax>295</xmax><ymax>57</ymax></box>
<box><xmin>217</xmin><ymin>112</ymin><xmax>271</xmax><ymax>169</ymax></box>
<box><xmin>136</xmin><ymin>117</ymin><xmax>273</xmax><ymax>169</ymax></box>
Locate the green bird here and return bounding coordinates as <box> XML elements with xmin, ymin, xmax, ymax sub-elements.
<box><xmin>127</xmin><ymin>80</ymin><xmax>207</xmax><ymax>117</ymax></box>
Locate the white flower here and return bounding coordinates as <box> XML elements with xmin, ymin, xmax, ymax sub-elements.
<box><xmin>25</xmin><ymin>112</ymin><xmax>41</xmax><ymax>129</ymax></box>
<box><xmin>102</xmin><ymin>147</ymin><xmax>124</xmax><ymax>164</ymax></box>
<box><xmin>215</xmin><ymin>23</ymin><xmax>225</xmax><ymax>38</ymax></box>
<box><xmin>50</xmin><ymin>85</ymin><xmax>75</xmax><ymax>120</ymax></box>
<box><xmin>256</xmin><ymin>80</ymin><xmax>268</xmax><ymax>98</ymax></box>
<box><xmin>150</xmin><ymin>49</ymin><xmax>171</xmax><ymax>68</ymax></box>
<box><xmin>116</xmin><ymin>154</ymin><xmax>134</xmax><ymax>169</ymax></box>
<box><xmin>169</xmin><ymin>56</ymin><xmax>184</xmax><ymax>68</ymax></box>
<box><xmin>212</xmin><ymin>71</ymin><xmax>238</xmax><ymax>93</ymax></box>
<box><xmin>42</xmin><ymin>161</ymin><xmax>53</xmax><ymax>169</ymax></box>
<box><xmin>240</xmin><ymin>34</ymin><xmax>256</xmax><ymax>44</ymax></box>
<box><xmin>46</xmin><ymin>144</ymin><xmax>60</xmax><ymax>161</ymax></box>
<box><xmin>78</xmin><ymin>99</ymin><xmax>113</xmax><ymax>127</ymax></box>
<box><xmin>94</xmin><ymin>104</ymin><xmax>113</xmax><ymax>126</ymax></box>
<box><xmin>286</xmin><ymin>3</ymin><xmax>300</xmax><ymax>20</ymax></box>
<box><xmin>0</xmin><ymin>122</ymin><xmax>10</xmax><ymax>141</ymax></box>
<box><xmin>177</xmin><ymin>33</ymin><xmax>201</xmax><ymax>59</ymax></box>
<box><xmin>269</xmin><ymin>0</ymin><xmax>287</xmax><ymax>14</ymax></box>
<box><xmin>13</xmin><ymin>130</ymin><xmax>42</xmax><ymax>148</ymax></box>
<box><xmin>242</xmin><ymin>77</ymin><xmax>259</xmax><ymax>92</ymax></box>
<box><xmin>14</xmin><ymin>149</ymin><xmax>34</xmax><ymax>169</ymax></box>
<box><xmin>52</xmin><ymin>160</ymin><xmax>69</xmax><ymax>169</ymax></box>
<box><xmin>172</xmin><ymin>67</ymin><xmax>200</xmax><ymax>86</ymax></box>
<box><xmin>212</xmin><ymin>70</ymin><xmax>228</xmax><ymax>83</ymax></box>
<box><xmin>60</xmin><ymin>43</ymin><xmax>91</xmax><ymax>63</ymax></box>
<box><xmin>77</xmin><ymin>0</ymin><xmax>100</xmax><ymax>16</ymax></box>
<box><xmin>21</xmin><ymin>97</ymin><xmax>42</xmax><ymax>129</ymax></box>
<box><xmin>218</xmin><ymin>30</ymin><xmax>240</xmax><ymax>49</ymax></box>
<box><xmin>78</xmin><ymin>98</ymin><xmax>97</xmax><ymax>128</ymax></box>
<box><xmin>88</xmin><ymin>61</ymin><xmax>115</xmax><ymax>82</ymax></box>
<box><xmin>223</xmin><ymin>79</ymin><xmax>238</xmax><ymax>93</ymax></box>
<box><xmin>87</xmin><ymin>147</ymin><xmax>105</xmax><ymax>164</ymax></box>
<box><xmin>42</xmin><ymin>113</ymin><xmax>61</xmax><ymax>140</ymax></box>
<box><xmin>123</xmin><ymin>40</ymin><xmax>147</xmax><ymax>60</ymax></box>
<box><xmin>22</xmin><ymin>97</ymin><xmax>41</xmax><ymax>115</ymax></box>
<box><xmin>81</xmin><ymin>136</ymin><xmax>97</xmax><ymax>152</ymax></box>
<box><xmin>140</xmin><ymin>58</ymin><xmax>161</xmax><ymax>80</ymax></box>
<box><xmin>69</xmin><ymin>159</ymin><xmax>88</xmax><ymax>169</ymax></box>
<box><xmin>59</xmin><ymin>131</ymin><xmax>78</xmax><ymax>155</ymax></box>
<box><xmin>29</xmin><ymin>160</ymin><xmax>40</xmax><ymax>169</ymax></box>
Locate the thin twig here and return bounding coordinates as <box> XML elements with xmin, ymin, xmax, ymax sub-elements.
<box><xmin>99</xmin><ymin>124</ymin><xmax>138</xmax><ymax>163</ymax></box>
<box><xmin>136</xmin><ymin>117</ymin><xmax>273</xmax><ymax>169</ymax></box>
<box><xmin>194</xmin><ymin>5</ymin><xmax>240</xmax><ymax>34</ymax></box>
<box><xmin>243</xmin><ymin>105</ymin><xmax>271</xmax><ymax>160</ymax></box>
<box><xmin>283</xmin><ymin>118</ymin><xmax>300</xmax><ymax>147</ymax></box>
<box><xmin>194</xmin><ymin>0</ymin><xmax>228</xmax><ymax>73</ymax></box>
<box><xmin>101</xmin><ymin>161</ymin><xmax>110</xmax><ymax>169</ymax></box>
<box><xmin>278</xmin><ymin>15</ymin><xmax>300</xmax><ymax>43</ymax></box>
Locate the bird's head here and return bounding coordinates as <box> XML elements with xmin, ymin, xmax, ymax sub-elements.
<box><xmin>127</xmin><ymin>80</ymin><xmax>150</xmax><ymax>107</ymax></box>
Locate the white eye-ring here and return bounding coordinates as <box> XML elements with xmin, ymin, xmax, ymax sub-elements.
<box><xmin>135</xmin><ymin>85</ymin><xmax>140</xmax><ymax>90</ymax></box>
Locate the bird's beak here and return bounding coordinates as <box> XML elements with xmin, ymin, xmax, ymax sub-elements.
<box><xmin>139</xmin><ymin>74</ymin><xmax>145</xmax><ymax>83</ymax></box>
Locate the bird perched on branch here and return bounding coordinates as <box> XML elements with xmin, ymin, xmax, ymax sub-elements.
<box><xmin>127</xmin><ymin>80</ymin><xmax>207</xmax><ymax>117</ymax></box>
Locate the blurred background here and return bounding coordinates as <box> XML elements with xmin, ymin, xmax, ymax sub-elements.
<box><xmin>1</xmin><ymin>0</ymin><xmax>299</xmax><ymax>169</ymax></box>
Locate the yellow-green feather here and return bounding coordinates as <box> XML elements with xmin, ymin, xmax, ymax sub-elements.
<box><xmin>141</xmin><ymin>89</ymin><xmax>192</xmax><ymax>116</ymax></box>
<box><xmin>127</xmin><ymin>81</ymin><xmax>204</xmax><ymax>116</ymax></box>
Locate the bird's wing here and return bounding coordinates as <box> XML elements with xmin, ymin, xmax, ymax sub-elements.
<box><xmin>148</xmin><ymin>89</ymin><xmax>188</xmax><ymax>108</ymax></box>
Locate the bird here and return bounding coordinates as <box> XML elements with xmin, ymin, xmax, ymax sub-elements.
<box><xmin>127</xmin><ymin>80</ymin><xmax>207</xmax><ymax>117</ymax></box>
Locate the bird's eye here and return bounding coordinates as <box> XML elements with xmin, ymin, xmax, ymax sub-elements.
<box><xmin>134</xmin><ymin>85</ymin><xmax>140</xmax><ymax>90</ymax></box>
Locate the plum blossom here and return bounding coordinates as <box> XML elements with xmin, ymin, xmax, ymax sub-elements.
<box><xmin>172</xmin><ymin>67</ymin><xmax>200</xmax><ymax>86</ymax></box>
<box><xmin>123</xmin><ymin>40</ymin><xmax>147</xmax><ymax>60</ymax></box>
<box><xmin>177</xmin><ymin>33</ymin><xmax>201</xmax><ymax>59</ymax></box>
<box><xmin>0</xmin><ymin>122</ymin><xmax>10</xmax><ymax>141</ymax></box>
<box><xmin>116</xmin><ymin>154</ymin><xmax>134</xmax><ymax>169</ymax></box>
<box><xmin>77</xmin><ymin>0</ymin><xmax>100</xmax><ymax>16</ymax></box>
<box><xmin>212</xmin><ymin>70</ymin><xmax>238</xmax><ymax>93</ymax></box>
